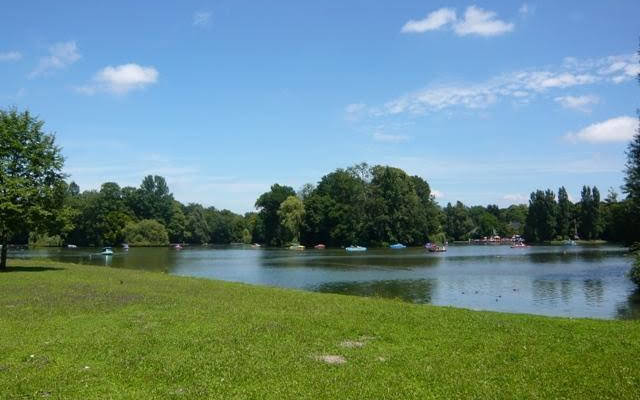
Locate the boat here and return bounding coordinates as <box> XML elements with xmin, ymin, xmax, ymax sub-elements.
<box><xmin>289</xmin><ymin>244</ymin><xmax>305</xmax><ymax>250</ymax></box>
<box><xmin>314</xmin><ymin>244</ymin><xmax>326</xmax><ymax>249</ymax></box>
<box><xmin>251</xmin><ymin>243</ymin><xmax>262</xmax><ymax>248</ymax></box>
<box><xmin>67</xmin><ymin>244</ymin><xmax>77</xmax><ymax>249</ymax></box>
<box><xmin>122</xmin><ymin>243</ymin><xmax>129</xmax><ymax>250</ymax></box>
<box><xmin>511</xmin><ymin>242</ymin><xmax>528</xmax><ymax>249</ymax></box>
<box><xmin>564</xmin><ymin>239</ymin><xmax>576</xmax><ymax>246</ymax></box>
<box><xmin>173</xmin><ymin>244</ymin><xmax>183</xmax><ymax>250</ymax></box>
<box><xmin>390</xmin><ymin>243</ymin><xmax>406</xmax><ymax>249</ymax></box>
<box><xmin>345</xmin><ymin>245</ymin><xmax>367</xmax><ymax>252</ymax></box>
<box><xmin>427</xmin><ymin>245</ymin><xmax>446</xmax><ymax>252</ymax></box>
<box><xmin>100</xmin><ymin>247</ymin><xmax>114</xmax><ymax>256</ymax></box>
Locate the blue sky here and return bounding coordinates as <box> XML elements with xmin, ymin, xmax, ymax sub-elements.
<box><xmin>1</xmin><ymin>1</ymin><xmax>639</xmax><ymax>212</ymax></box>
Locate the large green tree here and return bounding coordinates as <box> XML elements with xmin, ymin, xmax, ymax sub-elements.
<box><xmin>278</xmin><ymin>195</ymin><xmax>305</xmax><ymax>243</ymax></box>
<box><xmin>524</xmin><ymin>189</ymin><xmax>557</xmax><ymax>242</ymax></box>
<box><xmin>255</xmin><ymin>184</ymin><xmax>296</xmax><ymax>246</ymax></box>
<box><xmin>0</xmin><ymin>108</ymin><xmax>66</xmax><ymax>269</ymax></box>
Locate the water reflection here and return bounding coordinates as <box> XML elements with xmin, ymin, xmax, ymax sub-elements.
<box><xmin>313</xmin><ymin>279</ymin><xmax>437</xmax><ymax>303</ymax></box>
<box><xmin>583</xmin><ymin>279</ymin><xmax>605</xmax><ymax>305</ymax></box>
<box><xmin>9</xmin><ymin>244</ymin><xmax>639</xmax><ymax>320</ymax></box>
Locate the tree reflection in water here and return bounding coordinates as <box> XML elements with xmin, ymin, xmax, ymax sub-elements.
<box><xmin>313</xmin><ymin>279</ymin><xmax>437</xmax><ymax>303</ymax></box>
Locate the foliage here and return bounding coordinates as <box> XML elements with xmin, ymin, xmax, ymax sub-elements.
<box><xmin>122</xmin><ymin>219</ymin><xmax>169</xmax><ymax>246</ymax></box>
<box><xmin>255</xmin><ymin>184</ymin><xmax>296</xmax><ymax>246</ymax></box>
<box><xmin>0</xmin><ymin>108</ymin><xmax>66</xmax><ymax>269</ymax></box>
<box><xmin>524</xmin><ymin>190</ymin><xmax>557</xmax><ymax>242</ymax></box>
<box><xmin>278</xmin><ymin>195</ymin><xmax>305</xmax><ymax>243</ymax></box>
<box><xmin>556</xmin><ymin>186</ymin><xmax>573</xmax><ymax>239</ymax></box>
<box><xmin>578</xmin><ymin>186</ymin><xmax>602</xmax><ymax>240</ymax></box>
<box><xmin>443</xmin><ymin>201</ymin><xmax>474</xmax><ymax>241</ymax></box>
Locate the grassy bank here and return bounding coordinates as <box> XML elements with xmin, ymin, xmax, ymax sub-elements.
<box><xmin>1</xmin><ymin>260</ymin><xmax>639</xmax><ymax>399</ymax></box>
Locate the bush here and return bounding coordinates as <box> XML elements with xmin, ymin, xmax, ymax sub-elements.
<box><xmin>123</xmin><ymin>219</ymin><xmax>169</xmax><ymax>247</ymax></box>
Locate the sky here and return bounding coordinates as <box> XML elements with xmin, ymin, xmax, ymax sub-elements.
<box><xmin>1</xmin><ymin>1</ymin><xmax>639</xmax><ymax>213</ymax></box>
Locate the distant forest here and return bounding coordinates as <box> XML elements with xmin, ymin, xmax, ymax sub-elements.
<box><xmin>13</xmin><ymin>162</ymin><xmax>640</xmax><ymax>247</ymax></box>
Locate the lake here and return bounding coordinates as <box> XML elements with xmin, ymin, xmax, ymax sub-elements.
<box><xmin>10</xmin><ymin>244</ymin><xmax>640</xmax><ymax>320</ymax></box>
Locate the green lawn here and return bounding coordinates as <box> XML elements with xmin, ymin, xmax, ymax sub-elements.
<box><xmin>1</xmin><ymin>259</ymin><xmax>639</xmax><ymax>399</ymax></box>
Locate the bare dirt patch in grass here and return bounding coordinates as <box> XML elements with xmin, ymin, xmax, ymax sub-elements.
<box><xmin>340</xmin><ymin>340</ymin><xmax>365</xmax><ymax>348</ymax></box>
<box><xmin>315</xmin><ymin>355</ymin><xmax>347</xmax><ymax>364</ymax></box>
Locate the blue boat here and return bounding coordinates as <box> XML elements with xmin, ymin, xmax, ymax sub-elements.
<box><xmin>345</xmin><ymin>245</ymin><xmax>367</xmax><ymax>252</ymax></box>
<box><xmin>390</xmin><ymin>243</ymin><xmax>406</xmax><ymax>249</ymax></box>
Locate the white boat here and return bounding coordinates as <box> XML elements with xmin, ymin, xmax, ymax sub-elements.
<box><xmin>67</xmin><ymin>244</ymin><xmax>77</xmax><ymax>249</ymax></box>
<box><xmin>122</xmin><ymin>243</ymin><xmax>129</xmax><ymax>250</ymax></box>
<box><xmin>390</xmin><ymin>243</ymin><xmax>406</xmax><ymax>249</ymax></box>
<box><xmin>346</xmin><ymin>245</ymin><xmax>367</xmax><ymax>252</ymax></box>
<box><xmin>289</xmin><ymin>244</ymin><xmax>305</xmax><ymax>250</ymax></box>
<box><xmin>100</xmin><ymin>247</ymin><xmax>114</xmax><ymax>256</ymax></box>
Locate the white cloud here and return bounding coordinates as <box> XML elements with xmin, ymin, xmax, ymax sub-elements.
<box><xmin>77</xmin><ymin>63</ymin><xmax>159</xmax><ymax>95</ymax></box>
<box><xmin>372</xmin><ymin>132</ymin><xmax>410</xmax><ymax>143</ymax></box>
<box><xmin>351</xmin><ymin>53</ymin><xmax>630</xmax><ymax>117</ymax></box>
<box><xmin>554</xmin><ymin>95</ymin><xmax>599</xmax><ymax>112</ymax></box>
<box><xmin>565</xmin><ymin>116</ymin><xmax>637</xmax><ymax>143</ymax></box>
<box><xmin>30</xmin><ymin>41</ymin><xmax>80</xmax><ymax>77</ymax></box>
<box><xmin>401</xmin><ymin>8</ymin><xmax>457</xmax><ymax>33</ymax></box>
<box><xmin>453</xmin><ymin>6</ymin><xmax>514</xmax><ymax>37</ymax></box>
<box><xmin>503</xmin><ymin>194</ymin><xmax>527</xmax><ymax>203</ymax></box>
<box><xmin>401</xmin><ymin>6</ymin><xmax>513</xmax><ymax>37</ymax></box>
<box><xmin>432</xmin><ymin>190</ymin><xmax>444</xmax><ymax>199</ymax></box>
<box><xmin>193</xmin><ymin>11</ymin><xmax>212</xmax><ymax>27</ymax></box>
<box><xmin>0</xmin><ymin>51</ymin><xmax>22</xmax><ymax>62</ymax></box>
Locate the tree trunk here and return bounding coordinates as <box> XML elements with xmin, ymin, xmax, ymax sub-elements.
<box><xmin>0</xmin><ymin>239</ymin><xmax>7</xmax><ymax>270</ymax></box>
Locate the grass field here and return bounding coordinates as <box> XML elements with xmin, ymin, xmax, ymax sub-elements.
<box><xmin>1</xmin><ymin>259</ymin><xmax>640</xmax><ymax>399</ymax></box>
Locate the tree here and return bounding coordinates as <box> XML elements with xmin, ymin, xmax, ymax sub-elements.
<box><xmin>524</xmin><ymin>189</ymin><xmax>557</xmax><ymax>242</ymax></box>
<box><xmin>184</xmin><ymin>204</ymin><xmax>209</xmax><ymax>244</ymax></box>
<box><xmin>0</xmin><ymin>108</ymin><xmax>66</xmax><ymax>269</ymax></box>
<box><xmin>123</xmin><ymin>219</ymin><xmax>169</xmax><ymax>246</ymax></box>
<box><xmin>255</xmin><ymin>184</ymin><xmax>296</xmax><ymax>246</ymax></box>
<box><xmin>443</xmin><ymin>201</ymin><xmax>474</xmax><ymax>241</ymax></box>
<box><xmin>134</xmin><ymin>175</ymin><xmax>174</xmax><ymax>224</ymax></box>
<box><xmin>578</xmin><ymin>186</ymin><xmax>602</xmax><ymax>240</ymax></box>
<box><xmin>278</xmin><ymin>195</ymin><xmax>305</xmax><ymax>243</ymax></box>
<box><xmin>556</xmin><ymin>187</ymin><xmax>573</xmax><ymax>239</ymax></box>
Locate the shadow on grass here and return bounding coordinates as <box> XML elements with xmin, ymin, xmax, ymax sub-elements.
<box><xmin>1</xmin><ymin>266</ymin><xmax>65</xmax><ymax>273</ymax></box>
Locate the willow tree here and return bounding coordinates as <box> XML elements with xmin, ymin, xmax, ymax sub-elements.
<box><xmin>0</xmin><ymin>108</ymin><xmax>65</xmax><ymax>270</ymax></box>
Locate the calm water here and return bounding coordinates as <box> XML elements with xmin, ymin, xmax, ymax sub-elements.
<box><xmin>10</xmin><ymin>244</ymin><xmax>640</xmax><ymax>320</ymax></box>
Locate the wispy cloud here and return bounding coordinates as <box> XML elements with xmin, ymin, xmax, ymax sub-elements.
<box><xmin>77</xmin><ymin>63</ymin><xmax>159</xmax><ymax>95</ymax></box>
<box><xmin>401</xmin><ymin>6</ymin><xmax>514</xmax><ymax>37</ymax></box>
<box><xmin>351</xmin><ymin>53</ymin><xmax>638</xmax><ymax>118</ymax></box>
<box><xmin>30</xmin><ymin>41</ymin><xmax>80</xmax><ymax>77</ymax></box>
<box><xmin>372</xmin><ymin>131</ymin><xmax>410</xmax><ymax>143</ymax></box>
<box><xmin>401</xmin><ymin>8</ymin><xmax>457</xmax><ymax>33</ymax></box>
<box><xmin>454</xmin><ymin>6</ymin><xmax>514</xmax><ymax>36</ymax></box>
<box><xmin>193</xmin><ymin>11</ymin><xmax>212</xmax><ymax>27</ymax></box>
<box><xmin>432</xmin><ymin>190</ymin><xmax>445</xmax><ymax>199</ymax></box>
<box><xmin>554</xmin><ymin>95</ymin><xmax>599</xmax><ymax>112</ymax></box>
<box><xmin>0</xmin><ymin>51</ymin><xmax>22</xmax><ymax>62</ymax></box>
<box><xmin>564</xmin><ymin>116</ymin><xmax>637</xmax><ymax>143</ymax></box>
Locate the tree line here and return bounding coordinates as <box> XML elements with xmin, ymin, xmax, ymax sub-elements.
<box><xmin>14</xmin><ymin>164</ymin><xmax>639</xmax><ymax>249</ymax></box>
